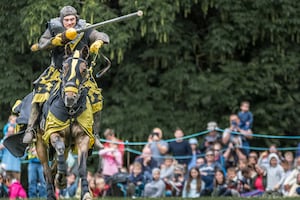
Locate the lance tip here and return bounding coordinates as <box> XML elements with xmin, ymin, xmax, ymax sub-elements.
<box><xmin>137</xmin><ymin>10</ymin><xmax>143</xmax><ymax>17</ymax></box>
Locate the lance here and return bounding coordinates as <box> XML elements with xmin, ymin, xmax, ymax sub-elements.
<box><xmin>76</xmin><ymin>10</ymin><xmax>143</xmax><ymax>33</ymax></box>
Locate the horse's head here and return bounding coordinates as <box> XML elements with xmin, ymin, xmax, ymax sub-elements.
<box><xmin>62</xmin><ymin>46</ymin><xmax>89</xmax><ymax>108</ymax></box>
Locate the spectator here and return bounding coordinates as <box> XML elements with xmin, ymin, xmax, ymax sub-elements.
<box><xmin>27</xmin><ymin>145</ymin><xmax>47</xmax><ymax>198</ymax></box>
<box><xmin>238</xmin><ymin>101</ymin><xmax>253</xmax><ymax>130</ymax></box>
<box><xmin>263</xmin><ymin>153</ymin><xmax>285</xmax><ymax>195</ymax></box>
<box><xmin>182</xmin><ymin>167</ymin><xmax>204</xmax><ymax>198</ymax></box>
<box><xmin>222</xmin><ymin>114</ymin><xmax>253</xmax><ymax>162</ymax></box>
<box><xmin>287</xmin><ymin>173</ymin><xmax>300</xmax><ymax>197</ymax></box>
<box><xmin>59</xmin><ymin>171</ymin><xmax>78</xmax><ymax>198</ymax></box>
<box><xmin>283</xmin><ymin>156</ymin><xmax>300</xmax><ymax>193</ymax></box>
<box><xmin>168</xmin><ymin>128</ymin><xmax>192</xmax><ymax>166</ymax></box>
<box><xmin>134</xmin><ymin>147</ymin><xmax>158</xmax><ymax>182</ymax></box>
<box><xmin>281</xmin><ymin>159</ymin><xmax>292</xmax><ymax>196</ymax></box>
<box><xmin>188</xmin><ymin>138</ymin><xmax>201</xmax><ymax>170</ymax></box>
<box><xmin>200</xmin><ymin>121</ymin><xmax>221</xmax><ymax>152</ymax></box>
<box><xmin>5</xmin><ymin>175</ymin><xmax>27</xmax><ymax>200</ymax></box>
<box><xmin>196</xmin><ymin>157</ymin><xmax>205</xmax><ymax>168</ymax></box>
<box><xmin>143</xmin><ymin>168</ymin><xmax>165</xmax><ymax>198</ymax></box>
<box><xmin>99</xmin><ymin>140</ymin><xmax>122</xmax><ymax>182</ymax></box>
<box><xmin>199</xmin><ymin>149</ymin><xmax>222</xmax><ymax>196</ymax></box>
<box><xmin>160</xmin><ymin>156</ymin><xmax>175</xmax><ymax>182</ymax></box>
<box><xmin>0</xmin><ymin>123</ymin><xmax>21</xmax><ymax>181</ymax></box>
<box><xmin>90</xmin><ymin>175</ymin><xmax>109</xmax><ymax>197</ymax></box>
<box><xmin>0</xmin><ymin>174</ymin><xmax>8</xmax><ymax>198</ymax></box>
<box><xmin>127</xmin><ymin>162</ymin><xmax>145</xmax><ymax>198</ymax></box>
<box><xmin>212</xmin><ymin>169</ymin><xmax>230</xmax><ymax>196</ymax></box>
<box><xmin>283</xmin><ymin>151</ymin><xmax>294</xmax><ymax>171</ymax></box>
<box><xmin>168</xmin><ymin>164</ymin><xmax>185</xmax><ymax>197</ymax></box>
<box><xmin>225</xmin><ymin>167</ymin><xmax>240</xmax><ymax>197</ymax></box>
<box><xmin>248</xmin><ymin>151</ymin><xmax>258</xmax><ymax>167</ymax></box>
<box><xmin>213</xmin><ymin>142</ymin><xmax>226</xmax><ymax>174</ymax></box>
<box><xmin>103</xmin><ymin>128</ymin><xmax>125</xmax><ymax>157</ymax></box>
<box><xmin>144</xmin><ymin>128</ymin><xmax>168</xmax><ymax>166</ymax></box>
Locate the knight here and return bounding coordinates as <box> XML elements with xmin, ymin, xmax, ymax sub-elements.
<box><xmin>23</xmin><ymin>5</ymin><xmax>109</xmax><ymax>148</ymax></box>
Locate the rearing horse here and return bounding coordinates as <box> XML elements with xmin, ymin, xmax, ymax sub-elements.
<box><xmin>36</xmin><ymin>45</ymin><xmax>94</xmax><ymax>200</ymax></box>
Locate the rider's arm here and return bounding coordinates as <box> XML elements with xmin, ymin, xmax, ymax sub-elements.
<box><xmin>37</xmin><ymin>29</ymin><xmax>54</xmax><ymax>50</ymax></box>
<box><xmin>89</xmin><ymin>30</ymin><xmax>110</xmax><ymax>44</ymax></box>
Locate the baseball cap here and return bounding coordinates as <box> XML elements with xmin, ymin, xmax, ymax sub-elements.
<box><xmin>207</xmin><ymin>121</ymin><xmax>218</xmax><ymax>131</ymax></box>
<box><xmin>189</xmin><ymin>138</ymin><xmax>198</xmax><ymax>145</ymax></box>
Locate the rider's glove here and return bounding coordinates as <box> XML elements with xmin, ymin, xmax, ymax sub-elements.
<box><xmin>51</xmin><ymin>33</ymin><xmax>64</xmax><ymax>46</ymax></box>
<box><xmin>30</xmin><ymin>43</ymin><xmax>39</xmax><ymax>52</ymax></box>
<box><xmin>90</xmin><ymin>40</ymin><xmax>104</xmax><ymax>54</ymax></box>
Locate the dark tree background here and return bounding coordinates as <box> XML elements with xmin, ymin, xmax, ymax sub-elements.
<box><xmin>0</xmin><ymin>0</ymin><xmax>300</xmax><ymax>148</ymax></box>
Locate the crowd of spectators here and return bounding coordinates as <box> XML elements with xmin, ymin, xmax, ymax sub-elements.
<box><xmin>2</xmin><ymin>101</ymin><xmax>300</xmax><ymax>199</ymax></box>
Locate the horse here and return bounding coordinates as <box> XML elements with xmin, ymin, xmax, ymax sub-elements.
<box><xmin>34</xmin><ymin>45</ymin><xmax>95</xmax><ymax>200</ymax></box>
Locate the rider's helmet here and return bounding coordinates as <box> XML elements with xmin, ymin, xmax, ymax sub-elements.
<box><xmin>60</xmin><ymin>6</ymin><xmax>79</xmax><ymax>22</ymax></box>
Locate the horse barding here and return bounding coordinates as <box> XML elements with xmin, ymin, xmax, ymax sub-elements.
<box><xmin>37</xmin><ymin>45</ymin><xmax>97</xmax><ymax>200</ymax></box>
<box><xmin>6</xmin><ymin>45</ymin><xmax>97</xmax><ymax>200</ymax></box>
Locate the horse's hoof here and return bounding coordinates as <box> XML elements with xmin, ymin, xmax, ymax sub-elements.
<box><xmin>54</xmin><ymin>173</ymin><xmax>67</xmax><ymax>189</ymax></box>
<box><xmin>82</xmin><ymin>192</ymin><xmax>92</xmax><ymax>200</ymax></box>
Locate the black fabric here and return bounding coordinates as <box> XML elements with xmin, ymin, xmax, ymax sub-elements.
<box><xmin>3</xmin><ymin>130</ymin><xmax>28</xmax><ymax>157</ymax></box>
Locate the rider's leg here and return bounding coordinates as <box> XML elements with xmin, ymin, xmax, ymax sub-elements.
<box><xmin>23</xmin><ymin>102</ymin><xmax>41</xmax><ymax>143</ymax></box>
<box><xmin>93</xmin><ymin>112</ymin><xmax>103</xmax><ymax>149</ymax></box>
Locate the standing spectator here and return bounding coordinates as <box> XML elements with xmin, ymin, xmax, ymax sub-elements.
<box><xmin>103</xmin><ymin>128</ymin><xmax>125</xmax><ymax>157</ymax></box>
<box><xmin>143</xmin><ymin>168</ymin><xmax>165</xmax><ymax>198</ymax></box>
<box><xmin>0</xmin><ymin>123</ymin><xmax>21</xmax><ymax>181</ymax></box>
<box><xmin>144</xmin><ymin>128</ymin><xmax>168</xmax><ymax>167</ymax></box>
<box><xmin>222</xmin><ymin>114</ymin><xmax>253</xmax><ymax>161</ymax></box>
<box><xmin>238</xmin><ymin>101</ymin><xmax>253</xmax><ymax>130</ymax></box>
<box><xmin>187</xmin><ymin>138</ymin><xmax>201</xmax><ymax>171</ymax></box>
<box><xmin>27</xmin><ymin>145</ymin><xmax>47</xmax><ymax>198</ymax></box>
<box><xmin>263</xmin><ymin>153</ymin><xmax>285</xmax><ymax>195</ymax></box>
<box><xmin>168</xmin><ymin>128</ymin><xmax>192</xmax><ymax>166</ymax></box>
<box><xmin>134</xmin><ymin>147</ymin><xmax>158</xmax><ymax>182</ymax></box>
<box><xmin>5</xmin><ymin>175</ymin><xmax>27</xmax><ymax>200</ymax></box>
<box><xmin>99</xmin><ymin>140</ymin><xmax>122</xmax><ymax>182</ymax></box>
<box><xmin>182</xmin><ymin>167</ymin><xmax>204</xmax><ymax>198</ymax></box>
<box><xmin>200</xmin><ymin>121</ymin><xmax>221</xmax><ymax>153</ymax></box>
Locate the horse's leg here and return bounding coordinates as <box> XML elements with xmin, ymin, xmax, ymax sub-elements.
<box><xmin>76</xmin><ymin>134</ymin><xmax>92</xmax><ymax>200</ymax></box>
<box><xmin>36</xmin><ymin>133</ymin><xmax>56</xmax><ymax>200</ymax></box>
<box><xmin>50</xmin><ymin>133</ymin><xmax>67</xmax><ymax>189</ymax></box>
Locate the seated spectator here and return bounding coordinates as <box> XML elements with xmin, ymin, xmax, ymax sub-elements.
<box><xmin>213</xmin><ymin>142</ymin><xmax>226</xmax><ymax>174</ymax></box>
<box><xmin>90</xmin><ymin>175</ymin><xmax>109</xmax><ymax>197</ymax></box>
<box><xmin>59</xmin><ymin>171</ymin><xmax>78</xmax><ymax>198</ymax></box>
<box><xmin>144</xmin><ymin>168</ymin><xmax>165</xmax><ymax>198</ymax></box>
<box><xmin>169</xmin><ymin>164</ymin><xmax>185</xmax><ymax>197</ymax></box>
<box><xmin>196</xmin><ymin>157</ymin><xmax>205</xmax><ymax>168</ymax></box>
<box><xmin>5</xmin><ymin>175</ymin><xmax>27</xmax><ymax>200</ymax></box>
<box><xmin>283</xmin><ymin>151</ymin><xmax>294</xmax><ymax>171</ymax></box>
<box><xmin>281</xmin><ymin>159</ymin><xmax>293</xmax><ymax>196</ymax></box>
<box><xmin>200</xmin><ymin>121</ymin><xmax>221</xmax><ymax>152</ymax></box>
<box><xmin>168</xmin><ymin>128</ymin><xmax>192</xmax><ymax>166</ymax></box>
<box><xmin>99</xmin><ymin>139</ymin><xmax>122</xmax><ymax>182</ymax></box>
<box><xmin>222</xmin><ymin>114</ymin><xmax>252</xmax><ymax>163</ymax></box>
<box><xmin>134</xmin><ymin>147</ymin><xmax>158</xmax><ymax>182</ymax></box>
<box><xmin>0</xmin><ymin>174</ymin><xmax>8</xmax><ymax>198</ymax></box>
<box><xmin>199</xmin><ymin>149</ymin><xmax>222</xmax><ymax>196</ymax></box>
<box><xmin>160</xmin><ymin>156</ymin><xmax>175</xmax><ymax>182</ymax></box>
<box><xmin>127</xmin><ymin>162</ymin><xmax>145</xmax><ymax>198</ymax></box>
<box><xmin>187</xmin><ymin>138</ymin><xmax>201</xmax><ymax>171</ymax></box>
<box><xmin>212</xmin><ymin>169</ymin><xmax>230</xmax><ymax>196</ymax></box>
<box><xmin>287</xmin><ymin>173</ymin><xmax>300</xmax><ymax>197</ymax></box>
<box><xmin>225</xmin><ymin>167</ymin><xmax>241</xmax><ymax>197</ymax></box>
<box><xmin>248</xmin><ymin>151</ymin><xmax>258</xmax><ymax>167</ymax></box>
<box><xmin>283</xmin><ymin>156</ymin><xmax>300</xmax><ymax>194</ymax></box>
<box><xmin>182</xmin><ymin>167</ymin><xmax>204</xmax><ymax>198</ymax></box>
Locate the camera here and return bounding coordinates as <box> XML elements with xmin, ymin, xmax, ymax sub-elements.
<box><xmin>231</xmin><ymin>121</ymin><xmax>238</xmax><ymax>127</ymax></box>
<box><xmin>151</xmin><ymin>132</ymin><xmax>159</xmax><ymax>137</ymax></box>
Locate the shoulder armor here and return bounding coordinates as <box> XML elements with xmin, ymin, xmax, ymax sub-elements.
<box><xmin>76</xmin><ymin>19</ymin><xmax>87</xmax><ymax>29</ymax></box>
<box><xmin>48</xmin><ymin>17</ymin><xmax>64</xmax><ymax>36</ymax></box>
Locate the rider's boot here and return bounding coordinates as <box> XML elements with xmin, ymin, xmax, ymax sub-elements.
<box><xmin>23</xmin><ymin>103</ymin><xmax>40</xmax><ymax>144</ymax></box>
<box><xmin>93</xmin><ymin>112</ymin><xmax>103</xmax><ymax>149</ymax></box>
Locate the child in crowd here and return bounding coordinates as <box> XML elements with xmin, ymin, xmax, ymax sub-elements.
<box><xmin>238</xmin><ymin>101</ymin><xmax>253</xmax><ymax>130</ymax></box>
<box><xmin>127</xmin><ymin>162</ymin><xmax>145</xmax><ymax>197</ymax></box>
<box><xmin>143</xmin><ymin>168</ymin><xmax>165</xmax><ymax>198</ymax></box>
<box><xmin>59</xmin><ymin>171</ymin><xmax>78</xmax><ymax>198</ymax></box>
<box><xmin>182</xmin><ymin>167</ymin><xmax>204</xmax><ymax>198</ymax></box>
<box><xmin>5</xmin><ymin>175</ymin><xmax>27</xmax><ymax>200</ymax></box>
<box><xmin>91</xmin><ymin>175</ymin><xmax>109</xmax><ymax>197</ymax></box>
<box><xmin>263</xmin><ymin>153</ymin><xmax>285</xmax><ymax>196</ymax></box>
<box><xmin>0</xmin><ymin>174</ymin><xmax>7</xmax><ymax>198</ymax></box>
<box><xmin>225</xmin><ymin>167</ymin><xmax>240</xmax><ymax>196</ymax></box>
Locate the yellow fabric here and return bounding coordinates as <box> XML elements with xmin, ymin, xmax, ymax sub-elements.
<box><xmin>42</xmin><ymin>96</ymin><xmax>95</xmax><ymax>149</ymax></box>
<box><xmin>51</xmin><ymin>33</ymin><xmax>63</xmax><ymax>46</ymax></box>
<box><xmin>89</xmin><ymin>40</ymin><xmax>103</xmax><ymax>54</ymax></box>
<box><xmin>83</xmin><ymin>77</ymin><xmax>103</xmax><ymax>113</ymax></box>
<box><xmin>31</xmin><ymin>43</ymin><xmax>39</xmax><ymax>52</ymax></box>
<box><xmin>69</xmin><ymin>33</ymin><xmax>84</xmax><ymax>51</ymax></box>
<box><xmin>64</xmin><ymin>86</ymin><xmax>78</xmax><ymax>93</ymax></box>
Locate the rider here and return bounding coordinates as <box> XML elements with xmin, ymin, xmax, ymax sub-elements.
<box><xmin>23</xmin><ymin>6</ymin><xmax>109</xmax><ymax>148</ymax></box>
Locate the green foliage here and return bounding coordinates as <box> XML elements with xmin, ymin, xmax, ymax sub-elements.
<box><xmin>0</xmin><ymin>0</ymin><xmax>300</xmax><ymax>149</ymax></box>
